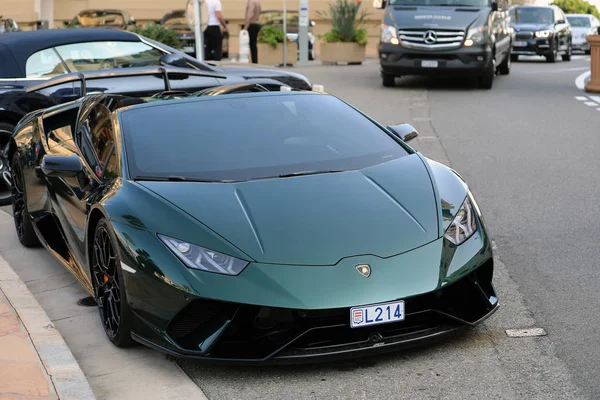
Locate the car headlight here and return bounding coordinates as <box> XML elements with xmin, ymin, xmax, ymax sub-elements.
<box><xmin>158</xmin><ymin>234</ymin><xmax>249</xmax><ymax>276</ymax></box>
<box><xmin>464</xmin><ymin>26</ymin><xmax>488</xmax><ymax>47</ymax></box>
<box><xmin>535</xmin><ymin>30</ymin><xmax>552</xmax><ymax>38</ymax></box>
<box><xmin>444</xmin><ymin>196</ymin><xmax>477</xmax><ymax>246</ymax></box>
<box><xmin>381</xmin><ymin>24</ymin><xmax>399</xmax><ymax>45</ymax></box>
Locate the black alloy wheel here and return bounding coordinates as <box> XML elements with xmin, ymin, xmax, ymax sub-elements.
<box><xmin>10</xmin><ymin>155</ymin><xmax>39</xmax><ymax>247</ymax></box>
<box><xmin>92</xmin><ymin>219</ymin><xmax>135</xmax><ymax>347</ymax></box>
<box><xmin>0</xmin><ymin>122</ymin><xmax>15</xmax><ymax>206</ymax></box>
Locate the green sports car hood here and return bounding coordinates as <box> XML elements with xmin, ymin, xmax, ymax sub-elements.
<box><xmin>138</xmin><ymin>154</ymin><xmax>442</xmax><ymax>266</ymax></box>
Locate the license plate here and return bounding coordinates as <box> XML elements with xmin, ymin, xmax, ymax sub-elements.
<box><xmin>421</xmin><ymin>60</ymin><xmax>438</xmax><ymax>68</ymax></box>
<box><xmin>182</xmin><ymin>46</ymin><xmax>195</xmax><ymax>53</ymax></box>
<box><xmin>350</xmin><ymin>300</ymin><xmax>405</xmax><ymax>328</ymax></box>
<box><xmin>513</xmin><ymin>41</ymin><xmax>527</xmax><ymax>47</ymax></box>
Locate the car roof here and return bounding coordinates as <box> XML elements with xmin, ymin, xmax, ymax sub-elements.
<box><xmin>118</xmin><ymin>91</ymin><xmax>322</xmax><ymax>114</ymax></box>
<box><xmin>0</xmin><ymin>28</ymin><xmax>139</xmax><ymax>78</ymax></box>
<box><xmin>566</xmin><ymin>13</ymin><xmax>592</xmax><ymax>17</ymax></box>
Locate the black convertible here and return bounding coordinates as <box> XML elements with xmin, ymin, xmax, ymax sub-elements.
<box><xmin>0</xmin><ymin>28</ymin><xmax>313</xmax><ymax>204</ymax></box>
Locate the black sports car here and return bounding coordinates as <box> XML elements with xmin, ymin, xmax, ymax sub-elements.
<box><xmin>0</xmin><ymin>28</ymin><xmax>313</xmax><ymax>204</ymax></box>
<box><xmin>6</xmin><ymin>83</ymin><xmax>498</xmax><ymax>364</ymax></box>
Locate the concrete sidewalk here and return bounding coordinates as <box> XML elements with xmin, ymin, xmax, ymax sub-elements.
<box><xmin>0</xmin><ymin>256</ymin><xmax>95</xmax><ymax>400</ymax></box>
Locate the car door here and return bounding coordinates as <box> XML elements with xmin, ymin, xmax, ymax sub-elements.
<box><xmin>496</xmin><ymin>0</ymin><xmax>512</xmax><ymax>60</ymax></box>
<box><xmin>554</xmin><ymin>8</ymin><xmax>569</xmax><ymax>50</ymax></box>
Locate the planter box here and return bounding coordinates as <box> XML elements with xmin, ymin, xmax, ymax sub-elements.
<box><xmin>257</xmin><ymin>42</ymin><xmax>298</xmax><ymax>66</ymax></box>
<box><xmin>320</xmin><ymin>42</ymin><xmax>366</xmax><ymax>65</ymax></box>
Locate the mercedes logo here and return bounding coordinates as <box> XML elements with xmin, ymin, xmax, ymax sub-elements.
<box><xmin>424</xmin><ymin>30</ymin><xmax>437</xmax><ymax>44</ymax></box>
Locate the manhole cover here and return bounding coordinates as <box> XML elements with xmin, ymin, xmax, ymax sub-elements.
<box><xmin>505</xmin><ymin>328</ymin><xmax>547</xmax><ymax>338</ymax></box>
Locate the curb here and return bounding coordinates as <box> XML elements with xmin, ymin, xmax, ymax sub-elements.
<box><xmin>0</xmin><ymin>254</ymin><xmax>96</xmax><ymax>400</ymax></box>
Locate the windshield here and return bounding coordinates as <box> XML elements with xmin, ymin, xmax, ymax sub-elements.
<box><xmin>26</xmin><ymin>41</ymin><xmax>166</xmax><ymax>78</ymax></box>
<box><xmin>120</xmin><ymin>94</ymin><xmax>409</xmax><ymax>182</ymax></box>
<box><xmin>389</xmin><ymin>0</ymin><xmax>489</xmax><ymax>6</ymax></box>
<box><xmin>510</xmin><ymin>7</ymin><xmax>554</xmax><ymax>24</ymax></box>
<box><xmin>566</xmin><ymin>16</ymin><xmax>590</xmax><ymax>27</ymax></box>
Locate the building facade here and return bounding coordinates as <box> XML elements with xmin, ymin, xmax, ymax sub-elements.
<box><xmin>1</xmin><ymin>0</ymin><xmax>385</xmax><ymax>56</ymax></box>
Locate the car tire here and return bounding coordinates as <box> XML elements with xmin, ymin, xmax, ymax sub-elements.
<box><xmin>561</xmin><ymin>42</ymin><xmax>572</xmax><ymax>61</ymax></box>
<box><xmin>10</xmin><ymin>155</ymin><xmax>40</xmax><ymax>248</ymax></box>
<box><xmin>0</xmin><ymin>122</ymin><xmax>15</xmax><ymax>206</ymax></box>
<box><xmin>510</xmin><ymin>54</ymin><xmax>519</xmax><ymax>62</ymax></box>
<box><xmin>546</xmin><ymin>41</ymin><xmax>558</xmax><ymax>63</ymax></box>
<box><xmin>92</xmin><ymin>218</ymin><xmax>135</xmax><ymax>348</ymax></box>
<box><xmin>585</xmin><ymin>49</ymin><xmax>591</xmax><ymax>55</ymax></box>
<box><xmin>382</xmin><ymin>74</ymin><xmax>395</xmax><ymax>87</ymax></box>
<box><xmin>498</xmin><ymin>52</ymin><xmax>511</xmax><ymax>75</ymax></box>
<box><xmin>479</xmin><ymin>56</ymin><xmax>495</xmax><ymax>89</ymax></box>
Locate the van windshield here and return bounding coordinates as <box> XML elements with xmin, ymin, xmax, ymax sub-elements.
<box><xmin>390</xmin><ymin>0</ymin><xmax>489</xmax><ymax>6</ymax></box>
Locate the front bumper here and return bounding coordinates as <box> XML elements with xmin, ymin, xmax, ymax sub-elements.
<box><xmin>511</xmin><ymin>36</ymin><xmax>553</xmax><ymax>56</ymax></box>
<box><xmin>572</xmin><ymin>39</ymin><xmax>590</xmax><ymax>52</ymax></box>
<box><xmin>132</xmin><ymin>257</ymin><xmax>497</xmax><ymax>364</ymax></box>
<box><xmin>118</xmin><ymin>216</ymin><xmax>497</xmax><ymax>363</ymax></box>
<box><xmin>378</xmin><ymin>42</ymin><xmax>492</xmax><ymax>77</ymax></box>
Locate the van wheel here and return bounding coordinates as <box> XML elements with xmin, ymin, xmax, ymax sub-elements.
<box><xmin>510</xmin><ymin>54</ymin><xmax>519</xmax><ymax>62</ymax></box>
<box><xmin>498</xmin><ymin>53</ymin><xmax>511</xmax><ymax>75</ymax></box>
<box><xmin>479</xmin><ymin>57</ymin><xmax>495</xmax><ymax>89</ymax></box>
<box><xmin>382</xmin><ymin>74</ymin><xmax>395</xmax><ymax>87</ymax></box>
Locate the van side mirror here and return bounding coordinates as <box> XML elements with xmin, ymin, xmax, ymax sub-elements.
<box><xmin>387</xmin><ymin>123</ymin><xmax>418</xmax><ymax>142</ymax></box>
<box><xmin>491</xmin><ymin>1</ymin><xmax>499</xmax><ymax>11</ymax></box>
<box><xmin>373</xmin><ymin>0</ymin><xmax>387</xmax><ymax>9</ymax></box>
<box><xmin>159</xmin><ymin>53</ymin><xmax>188</xmax><ymax>68</ymax></box>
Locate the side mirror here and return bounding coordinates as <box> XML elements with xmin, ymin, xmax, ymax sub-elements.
<box><xmin>373</xmin><ymin>0</ymin><xmax>387</xmax><ymax>9</ymax></box>
<box><xmin>557</xmin><ymin>19</ymin><xmax>565</xmax><ymax>25</ymax></box>
<box><xmin>159</xmin><ymin>53</ymin><xmax>188</xmax><ymax>68</ymax></box>
<box><xmin>491</xmin><ymin>1</ymin><xmax>498</xmax><ymax>11</ymax></box>
<box><xmin>387</xmin><ymin>123</ymin><xmax>419</xmax><ymax>142</ymax></box>
<box><xmin>41</xmin><ymin>155</ymin><xmax>83</xmax><ymax>178</ymax></box>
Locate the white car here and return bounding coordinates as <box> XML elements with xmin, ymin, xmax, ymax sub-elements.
<box><xmin>566</xmin><ymin>13</ymin><xmax>600</xmax><ymax>54</ymax></box>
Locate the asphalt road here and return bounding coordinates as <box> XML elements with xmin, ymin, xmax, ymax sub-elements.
<box><xmin>178</xmin><ymin>56</ymin><xmax>595</xmax><ymax>399</ymax></box>
<box><xmin>1</xmin><ymin>55</ymin><xmax>597</xmax><ymax>399</ymax></box>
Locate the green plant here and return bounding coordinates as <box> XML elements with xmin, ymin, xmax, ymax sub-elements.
<box><xmin>317</xmin><ymin>0</ymin><xmax>370</xmax><ymax>44</ymax></box>
<box><xmin>258</xmin><ymin>25</ymin><xmax>286</xmax><ymax>49</ymax></box>
<box><xmin>133</xmin><ymin>22</ymin><xmax>181</xmax><ymax>49</ymax></box>
<box><xmin>552</xmin><ymin>0</ymin><xmax>600</xmax><ymax>19</ymax></box>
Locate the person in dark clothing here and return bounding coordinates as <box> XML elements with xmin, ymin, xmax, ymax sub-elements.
<box><xmin>245</xmin><ymin>0</ymin><xmax>262</xmax><ymax>63</ymax></box>
<box><xmin>204</xmin><ymin>0</ymin><xmax>228</xmax><ymax>61</ymax></box>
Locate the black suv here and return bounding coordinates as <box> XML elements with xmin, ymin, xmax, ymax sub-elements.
<box><xmin>509</xmin><ymin>5</ymin><xmax>572</xmax><ymax>62</ymax></box>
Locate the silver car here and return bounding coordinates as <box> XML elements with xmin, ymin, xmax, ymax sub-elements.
<box><xmin>566</xmin><ymin>13</ymin><xmax>600</xmax><ymax>54</ymax></box>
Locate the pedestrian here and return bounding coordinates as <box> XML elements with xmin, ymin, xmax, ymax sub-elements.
<box><xmin>204</xmin><ymin>0</ymin><xmax>228</xmax><ymax>61</ymax></box>
<box><xmin>245</xmin><ymin>0</ymin><xmax>262</xmax><ymax>63</ymax></box>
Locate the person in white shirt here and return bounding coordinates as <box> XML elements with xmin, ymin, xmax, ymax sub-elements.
<box><xmin>204</xmin><ymin>0</ymin><xmax>228</xmax><ymax>60</ymax></box>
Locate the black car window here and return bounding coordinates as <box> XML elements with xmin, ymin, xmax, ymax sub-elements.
<box><xmin>79</xmin><ymin>104</ymin><xmax>116</xmax><ymax>180</ymax></box>
<box><xmin>42</xmin><ymin>107</ymin><xmax>80</xmax><ymax>155</ymax></box>
<box><xmin>53</xmin><ymin>41</ymin><xmax>165</xmax><ymax>72</ymax></box>
<box><xmin>511</xmin><ymin>7</ymin><xmax>554</xmax><ymax>24</ymax></box>
<box><xmin>120</xmin><ymin>94</ymin><xmax>410</xmax><ymax>182</ymax></box>
<box><xmin>26</xmin><ymin>48</ymin><xmax>68</xmax><ymax>78</ymax></box>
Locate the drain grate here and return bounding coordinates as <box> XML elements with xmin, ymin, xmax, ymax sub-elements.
<box><xmin>505</xmin><ymin>328</ymin><xmax>547</xmax><ymax>338</ymax></box>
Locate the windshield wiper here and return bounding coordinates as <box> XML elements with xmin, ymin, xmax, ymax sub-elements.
<box><xmin>277</xmin><ymin>170</ymin><xmax>346</xmax><ymax>179</ymax></box>
<box><xmin>133</xmin><ymin>176</ymin><xmax>231</xmax><ymax>183</ymax></box>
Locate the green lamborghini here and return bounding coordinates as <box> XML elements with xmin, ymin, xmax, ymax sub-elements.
<box><xmin>7</xmin><ymin>83</ymin><xmax>498</xmax><ymax>363</ymax></box>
